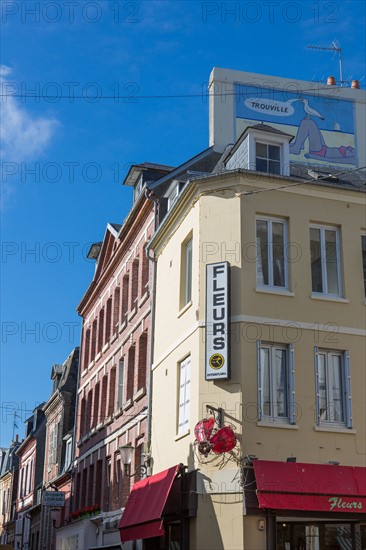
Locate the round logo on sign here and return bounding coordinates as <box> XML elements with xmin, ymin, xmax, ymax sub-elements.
<box><xmin>209</xmin><ymin>354</ymin><xmax>225</xmax><ymax>370</ymax></box>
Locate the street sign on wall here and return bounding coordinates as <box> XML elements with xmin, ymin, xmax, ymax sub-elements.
<box><xmin>205</xmin><ymin>261</ymin><xmax>230</xmax><ymax>380</ymax></box>
<box><xmin>42</xmin><ymin>491</ymin><xmax>65</xmax><ymax>507</ymax></box>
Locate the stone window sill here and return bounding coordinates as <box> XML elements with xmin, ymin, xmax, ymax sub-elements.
<box><xmin>257</xmin><ymin>421</ymin><xmax>299</xmax><ymax>429</ymax></box>
<box><xmin>256</xmin><ymin>287</ymin><xmax>294</xmax><ymax>297</ymax></box>
<box><xmin>102</xmin><ymin>342</ymin><xmax>110</xmax><ymax>353</ymax></box>
<box><xmin>122</xmin><ymin>399</ymin><xmax>132</xmax><ymax>412</ymax></box>
<box><xmin>178</xmin><ymin>301</ymin><xmax>193</xmax><ymax>318</ymax></box>
<box><xmin>174</xmin><ymin>429</ymin><xmax>190</xmax><ymax>441</ymax></box>
<box><xmin>314</xmin><ymin>425</ymin><xmax>355</xmax><ymax>434</ymax></box>
<box><xmin>138</xmin><ymin>291</ymin><xmax>149</xmax><ymax>308</ymax></box>
<box><xmin>128</xmin><ymin>306</ymin><xmax>137</xmax><ymax>322</ymax></box>
<box><xmin>310</xmin><ymin>293</ymin><xmax>349</xmax><ymax>303</ymax></box>
<box><xmin>133</xmin><ymin>387</ymin><xmax>146</xmax><ymax>402</ymax></box>
<box><xmin>119</xmin><ymin>318</ymin><xmax>127</xmax><ymax>333</ymax></box>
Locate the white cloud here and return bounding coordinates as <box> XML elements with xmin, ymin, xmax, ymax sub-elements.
<box><xmin>0</xmin><ymin>65</ymin><xmax>59</xmax><ymax>162</ymax></box>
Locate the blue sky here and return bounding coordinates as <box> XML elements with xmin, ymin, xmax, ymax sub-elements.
<box><xmin>1</xmin><ymin>0</ymin><xmax>365</xmax><ymax>446</ymax></box>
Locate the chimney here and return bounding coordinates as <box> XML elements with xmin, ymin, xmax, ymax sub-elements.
<box><xmin>327</xmin><ymin>76</ymin><xmax>336</xmax><ymax>86</ymax></box>
<box><xmin>351</xmin><ymin>80</ymin><xmax>360</xmax><ymax>89</ymax></box>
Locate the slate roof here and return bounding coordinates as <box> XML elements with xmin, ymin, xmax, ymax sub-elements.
<box><xmin>109</xmin><ymin>223</ymin><xmax>122</xmax><ymax>233</ymax></box>
<box><xmin>211</xmin><ymin>123</ymin><xmax>365</xmax><ymax>191</ymax></box>
<box><xmin>147</xmin><ymin>147</ymin><xmax>222</xmax><ymax>193</ymax></box>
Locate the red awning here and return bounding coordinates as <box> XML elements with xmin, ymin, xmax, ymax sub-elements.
<box><xmin>253</xmin><ymin>460</ymin><xmax>366</xmax><ymax>514</ymax></box>
<box><xmin>119</xmin><ymin>465</ymin><xmax>180</xmax><ymax>542</ymax></box>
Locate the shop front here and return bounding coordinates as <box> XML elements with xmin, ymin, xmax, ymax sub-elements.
<box><xmin>118</xmin><ymin>464</ymin><xmax>197</xmax><ymax>549</ymax></box>
<box><xmin>244</xmin><ymin>460</ymin><xmax>366</xmax><ymax>550</ymax></box>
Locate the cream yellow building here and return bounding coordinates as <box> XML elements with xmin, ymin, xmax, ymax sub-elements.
<box><xmin>148</xmin><ymin>156</ymin><xmax>366</xmax><ymax>549</ymax></box>
<box><xmin>117</xmin><ymin>71</ymin><xmax>366</xmax><ymax>550</ymax></box>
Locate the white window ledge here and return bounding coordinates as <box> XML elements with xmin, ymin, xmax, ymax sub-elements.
<box><xmin>310</xmin><ymin>294</ymin><xmax>349</xmax><ymax>303</ymax></box>
<box><xmin>128</xmin><ymin>306</ymin><xmax>137</xmax><ymax>322</ymax></box>
<box><xmin>138</xmin><ymin>291</ymin><xmax>149</xmax><ymax>308</ymax></box>
<box><xmin>110</xmin><ymin>332</ymin><xmax>118</xmax><ymax>345</ymax></box>
<box><xmin>86</xmin><ymin>359</ymin><xmax>95</xmax><ymax>372</ymax></box>
<box><xmin>103</xmin><ymin>415</ymin><xmax>113</xmax><ymax>427</ymax></box>
<box><xmin>113</xmin><ymin>407</ymin><xmax>123</xmax><ymax>419</ymax></box>
<box><xmin>133</xmin><ymin>387</ymin><xmax>146</xmax><ymax>402</ymax></box>
<box><xmin>119</xmin><ymin>319</ymin><xmax>127</xmax><ymax>333</ymax></box>
<box><xmin>256</xmin><ymin>287</ymin><xmax>294</xmax><ymax>297</ymax></box>
<box><xmin>178</xmin><ymin>300</ymin><xmax>193</xmax><ymax>318</ymax></box>
<box><xmin>174</xmin><ymin>429</ymin><xmax>190</xmax><ymax>441</ymax></box>
<box><xmin>257</xmin><ymin>421</ymin><xmax>299</xmax><ymax>430</ymax></box>
<box><xmin>102</xmin><ymin>342</ymin><xmax>110</xmax><ymax>354</ymax></box>
<box><xmin>122</xmin><ymin>399</ymin><xmax>132</xmax><ymax>412</ymax></box>
<box><xmin>314</xmin><ymin>425</ymin><xmax>355</xmax><ymax>434</ymax></box>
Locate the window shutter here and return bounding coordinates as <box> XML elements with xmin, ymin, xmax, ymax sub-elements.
<box><xmin>288</xmin><ymin>343</ymin><xmax>296</xmax><ymax>424</ymax></box>
<box><xmin>314</xmin><ymin>346</ymin><xmax>320</xmax><ymax>425</ymax></box>
<box><xmin>178</xmin><ymin>363</ymin><xmax>186</xmax><ymax>433</ymax></box>
<box><xmin>257</xmin><ymin>340</ymin><xmax>262</xmax><ymax>421</ymax></box>
<box><xmin>344</xmin><ymin>350</ymin><xmax>352</xmax><ymax>428</ymax></box>
<box><xmin>178</xmin><ymin>356</ymin><xmax>190</xmax><ymax>434</ymax></box>
<box><xmin>184</xmin><ymin>356</ymin><xmax>191</xmax><ymax>430</ymax></box>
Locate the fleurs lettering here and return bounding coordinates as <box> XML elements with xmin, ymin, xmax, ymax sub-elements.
<box><xmin>328</xmin><ymin>497</ymin><xmax>363</xmax><ymax>511</ymax></box>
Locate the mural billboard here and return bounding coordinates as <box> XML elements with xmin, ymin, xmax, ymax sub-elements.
<box><xmin>235</xmin><ymin>84</ymin><xmax>357</xmax><ymax>167</ymax></box>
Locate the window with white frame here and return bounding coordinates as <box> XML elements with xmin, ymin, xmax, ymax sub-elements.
<box><xmin>257</xmin><ymin>341</ymin><xmax>295</xmax><ymax>423</ymax></box>
<box><xmin>64</xmin><ymin>437</ymin><xmax>73</xmax><ymax>471</ymax></box>
<box><xmin>167</xmin><ymin>182</ymin><xmax>180</xmax><ymax>211</ymax></box>
<box><xmin>117</xmin><ymin>359</ymin><xmax>124</xmax><ymax>409</ymax></box>
<box><xmin>133</xmin><ymin>175</ymin><xmax>144</xmax><ymax>203</ymax></box>
<box><xmin>256</xmin><ymin>142</ymin><xmax>281</xmax><ymax>175</ymax></box>
<box><xmin>310</xmin><ymin>226</ymin><xmax>342</xmax><ymax>296</ymax></box>
<box><xmin>48</xmin><ymin>422</ymin><xmax>58</xmax><ymax>465</ymax></box>
<box><xmin>106</xmin><ymin>457</ymin><xmax>112</xmax><ymax>487</ymax></box>
<box><xmin>314</xmin><ymin>348</ymin><xmax>352</xmax><ymax>428</ymax></box>
<box><xmin>177</xmin><ymin>356</ymin><xmax>191</xmax><ymax>435</ymax></box>
<box><xmin>256</xmin><ymin>217</ymin><xmax>288</xmax><ymax>288</ymax></box>
<box><xmin>180</xmin><ymin>236</ymin><xmax>193</xmax><ymax>308</ymax></box>
<box><xmin>361</xmin><ymin>234</ymin><xmax>366</xmax><ymax>298</ymax></box>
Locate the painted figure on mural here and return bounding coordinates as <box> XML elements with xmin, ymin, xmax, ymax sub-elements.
<box><xmin>289</xmin><ymin>98</ymin><xmax>356</xmax><ymax>164</ymax></box>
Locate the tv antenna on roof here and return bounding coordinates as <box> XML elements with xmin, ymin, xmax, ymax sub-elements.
<box><xmin>307</xmin><ymin>41</ymin><xmax>343</xmax><ymax>86</ymax></box>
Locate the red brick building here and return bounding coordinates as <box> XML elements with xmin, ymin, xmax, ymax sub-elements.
<box><xmin>42</xmin><ymin>347</ymin><xmax>79</xmax><ymax>549</ymax></box>
<box><xmin>56</xmin><ymin>163</ymin><xmax>173</xmax><ymax>549</ymax></box>
<box><xmin>0</xmin><ymin>436</ymin><xmax>20</xmax><ymax>547</ymax></box>
<box><xmin>15</xmin><ymin>405</ymin><xmax>46</xmax><ymax>550</ymax></box>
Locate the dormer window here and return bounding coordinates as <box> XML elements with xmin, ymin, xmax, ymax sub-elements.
<box><xmin>256</xmin><ymin>142</ymin><xmax>281</xmax><ymax>175</ymax></box>
<box><xmin>225</xmin><ymin>124</ymin><xmax>293</xmax><ymax>177</ymax></box>
<box><xmin>133</xmin><ymin>175</ymin><xmax>144</xmax><ymax>203</ymax></box>
<box><xmin>167</xmin><ymin>182</ymin><xmax>179</xmax><ymax>211</ymax></box>
<box><xmin>166</xmin><ymin>180</ymin><xmax>185</xmax><ymax>212</ymax></box>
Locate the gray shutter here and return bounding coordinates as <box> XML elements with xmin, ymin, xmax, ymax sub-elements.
<box><xmin>257</xmin><ymin>340</ymin><xmax>262</xmax><ymax>421</ymax></box>
<box><xmin>344</xmin><ymin>351</ymin><xmax>352</xmax><ymax>429</ymax></box>
<box><xmin>314</xmin><ymin>346</ymin><xmax>320</xmax><ymax>425</ymax></box>
<box><xmin>288</xmin><ymin>343</ymin><xmax>296</xmax><ymax>424</ymax></box>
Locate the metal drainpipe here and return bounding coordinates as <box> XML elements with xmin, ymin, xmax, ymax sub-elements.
<box><xmin>144</xmin><ymin>188</ymin><xmax>159</xmax><ymax>472</ymax></box>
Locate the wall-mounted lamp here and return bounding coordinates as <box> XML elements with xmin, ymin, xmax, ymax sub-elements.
<box><xmin>328</xmin><ymin>460</ymin><xmax>340</xmax><ymax>465</ymax></box>
<box><xmin>119</xmin><ymin>445</ymin><xmax>151</xmax><ymax>478</ymax></box>
<box><xmin>50</xmin><ymin>507</ymin><xmax>61</xmax><ymax>529</ymax></box>
<box><xmin>287</xmin><ymin>457</ymin><xmax>296</xmax><ymax>462</ymax></box>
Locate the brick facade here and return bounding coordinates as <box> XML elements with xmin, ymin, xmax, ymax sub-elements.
<box><xmin>74</xmin><ymin>199</ymin><xmax>154</xmax><ymax>515</ymax></box>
